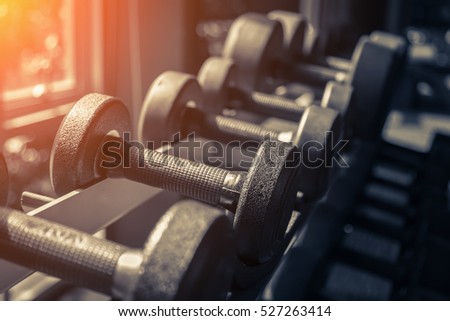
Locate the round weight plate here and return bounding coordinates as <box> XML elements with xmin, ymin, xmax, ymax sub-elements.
<box><xmin>234</xmin><ymin>140</ymin><xmax>299</xmax><ymax>265</ymax></box>
<box><xmin>50</xmin><ymin>94</ymin><xmax>131</xmax><ymax>196</ymax></box>
<box><xmin>223</xmin><ymin>13</ymin><xmax>284</xmax><ymax>92</ymax></box>
<box><xmin>347</xmin><ymin>37</ymin><xmax>399</xmax><ymax>139</ymax></box>
<box><xmin>197</xmin><ymin>57</ymin><xmax>236</xmax><ymax>113</ymax></box>
<box><xmin>138</xmin><ymin>71</ymin><xmax>203</xmax><ymax>146</ymax></box>
<box><xmin>321</xmin><ymin>81</ymin><xmax>354</xmax><ymax>138</ymax></box>
<box><xmin>0</xmin><ymin>154</ymin><xmax>9</xmax><ymax>206</ymax></box>
<box><xmin>134</xmin><ymin>200</ymin><xmax>234</xmax><ymax>300</ymax></box>
<box><xmin>268</xmin><ymin>10</ymin><xmax>308</xmax><ymax>59</ymax></box>
<box><xmin>292</xmin><ymin>106</ymin><xmax>342</xmax><ymax>201</ymax></box>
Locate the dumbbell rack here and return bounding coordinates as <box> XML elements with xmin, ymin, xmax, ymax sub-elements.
<box><xmin>3</xmin><ymin>128</ymin><xmax>447</xmax><ymax>300</ymax></box>
<box><xmin>1</xmin><ymin>5</ymin><xmax>449</xmax><ymax>301</ymax></box>
<box><xmin>265</xmin><ymin>134</ymin><xmax>450</xmax><ymax>300</ymax></box>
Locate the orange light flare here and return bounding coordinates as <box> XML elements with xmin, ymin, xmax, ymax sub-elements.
<box><xmin>0</xmin><ymin>0</ymin><xmax>63</xmax><ymax>93</ymax></box>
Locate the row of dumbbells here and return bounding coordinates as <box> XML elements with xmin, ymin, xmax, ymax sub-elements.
<box><xmin>0</xmin><ymin>11</ymin><xmax>407</xmax><ymax>300</ymax></box>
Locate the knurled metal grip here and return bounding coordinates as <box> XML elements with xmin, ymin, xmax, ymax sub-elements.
<box><xmin>206</xmin><ymin>114</ymin><xmax>281</xmax><ymax>143</ymax></box>
<box><xmin>0</xmin><ymin>208</ymin><xmax>126</xmax><ymax>295</ymax></box>
<box><xmin>249</xmin><ymin>91</ymin><xmax>308</xmax><ymax>119</ymax></box>
<box><xmin>105</xmin><ymin>139</ymin><xmax>244</xmax><ymax>211</ymax></box>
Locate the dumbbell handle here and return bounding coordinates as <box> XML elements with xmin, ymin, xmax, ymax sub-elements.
<box><xmin>184</xmin><ymin>108</ymin><xmax>292</xmax><ymax>145</ymax></box>
<box><xmin>229</xmin><ymin>87</ymin><xmax>307</xmax><ymax>120</ymax></box>
<box><xmin>0</xmin><ymin>208</ymin><xmax>129</xmax><ymax>296</ymax></box>
<box><xmin>102</xmin><ymin>138</ymin><xmax>245</xmax><ymax>212</ymax></box>
<box><xmin>288</xmin><ymin>62</ymin><xmax>348</xmax><ymax>85</ymax></box>
<box><xmin>285</xmin><ymin>32</ymin><xmax>405</xmax><ymax>87</ymax></box>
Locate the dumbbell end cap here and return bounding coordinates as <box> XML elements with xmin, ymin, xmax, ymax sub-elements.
<box><xmin>292</xmin><ymin>106</ymin><xmax>343</xmax><ymax>201</ymax></box>
<box><xmin>133</xmin><ymin>200</ymin><xmax>234</xmax><ymax>300</ymax></box>
<box><xmin>234</xmin><ymin>140</ymin><xmax>299</xmax><ymax>265</ymax></box>
<box><xmin>138</xmin><ymin>72</ymin><xmax>203</xmax><ymax>148</ymax></box>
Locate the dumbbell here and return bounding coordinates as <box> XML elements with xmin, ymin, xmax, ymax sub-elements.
<box><xmin>0</xmin><ymin>200</ymin><xmax>234</xmax><ymax>300</ymax></box>
<box><xmin>223</xmin><ymin>13</ymin><xmax>406</xmax><ymax>139</ymax></box>
<box><xmin>267</xmin><ymin>11</ymin><xmax>349</xmax><ymax>77</ymax></box>
<box><xmin>51</xmin><ymin>93</ymin><xmax>299</xmax><ymax>265</ymax></box>
<box><xmin>233</xmin><ymin>12</ymin><xmax>406</xmax><ymax>90</ymax></box>
<box><xmin>267</xmin><ymin>10</ymin><xmax>320</xmax><ymax>59</ymax></box>
<box><xmin>0</xmin><ymin>155</ymin><xmax>233</xmax><ymax>299</ymax></box>
<box><xmin>138</xmin><ymin>71</ymin><xmax>341</xmax><ymax>203</ymax></box>
<box><xmin>202</xmin><ymin>22</ymin><xmax>352</xmax><ymax>136</ymax></box>
<box><xmin>269</xmin><ymin>11</ymin><xmax>406</xmax><ymax>103</ymax></box>
<box><xmin>269</xmin><ymin>11</ymin><xmax>406</xmax><ymax>74</ymax></box>
<box><xmin>198</xmin><ymin>56</ymin><xmax>350</xmax><ymax>140</ymax></box>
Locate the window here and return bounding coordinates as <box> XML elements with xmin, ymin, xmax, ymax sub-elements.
<box><xmin>0</xmin><ymin>0</ymin><xmax>101</xmax><ymax>119</ymax></box>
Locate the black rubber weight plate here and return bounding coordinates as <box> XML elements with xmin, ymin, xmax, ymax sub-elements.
<box><xmin>349</xmin><ymin>38</ymin><xmax>397</xmax><ymax>139</ymax></box>
<box><xmin>234</xmin><ymin>140</ymin><xmax>299</xmax><ymax>265</ymax></box>
<box><xmin>51</xmin><ymin>94</ymin><xmax>131</xmax><ymax>195</ymax></box>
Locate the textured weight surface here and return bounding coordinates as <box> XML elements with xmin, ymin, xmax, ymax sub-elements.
<box><xmin>135</xmin><ymin>200</ymin><xmax>234</xmax><ymax>300</ymax></box>
<box><xmin>223</xmin><ymin>13</ymin><xmax>284</xmax><ymax>92</ymax></box>
<box><xmin>0</xmin><ymin>207</ymin><xmax>126</xmax><ymax>295</ymax></box>
<box><xmin>292</xmin><ymin>106</ymin><xmax>342</xmax><ymax>201</ymax></box>
<box><xmin>235</xmin><ymin>140</ymin><xmax>299</xmax><ymax>264</ymax></box>
<box><xmin>138</xmin><ymin>71</ymin><xmax>203</xmax><ymax>147</ymax></box>
<box><xmin>0</xmin><ymin>155</ymin><xmax>8</xmax><ymax>206</ymax></box>
<box><xmin>50</xmin><ymin>94</ymin><xmax>131</xmax><ymax>196</ymax></box>
<box><xmin>268</xmin><ymin>10</ymin><xmax>307</xmax><ymax>59</ymax></box>
<box><xmin>198</xmin><ymin>56</ymin><xmax>237</xmax><ymax>113</ymax></box>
